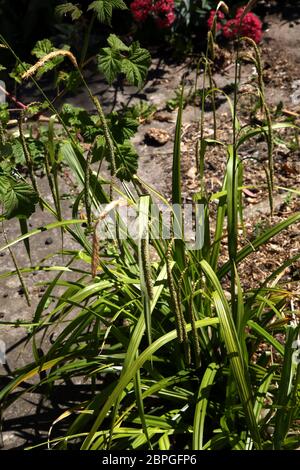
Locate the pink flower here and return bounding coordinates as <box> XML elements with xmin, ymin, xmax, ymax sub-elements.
<box><xmin>207</xmin><ymin>10</ymin><xmax>225</xmax><ymax>32</ymax></box>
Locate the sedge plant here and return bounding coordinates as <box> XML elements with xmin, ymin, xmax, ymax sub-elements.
<box><xmin>0</xmin><ymin>1</ymin><xmax>299</xmax><ymax>451</ymax></box>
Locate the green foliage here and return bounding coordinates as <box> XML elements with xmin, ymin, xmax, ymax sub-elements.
<box><xmin>32</xmin><ymin>38</ymin><xmax>54</xmax><ymax>59</ymax></box>
<box><xmin>88</xmin><ymin>0</ymin><xmax>127</xmax><ymax>26</ymax></box>
<box><xmin>56</xmin><ymin>70</ymin><xmax>82</xmax><ymax>92</ymax></box>
<box><xmin>124</xmin><ymin>101</ymin><xmax>157</xmax><ymax>122</ymax></box>
<box><xmin>31</xmin><ymin>39</ymin><xmax>70</xmax><ymax>79</ymax></box>
<box><xmin>0</xmin><ymin>173</ymin><xmax>38</xmax><ymax>219</ymax></box>
<box><xmin>60</xmin><ymin>103</ymin><xmax>96</xmax><ymax>131</ymax></box>
<box><xmin>97</xmin><ymin>34</ymin><xmax>151</xmax><ymax>87</ymax></box>
<box><xmin>114</xmin><ymin>140</ymin><xmax>139</xmax><ymax>181</ymax></box>
<box><xmin>0</xmin><ymin>132</ymin><xmax>47</xmax><ymax>172</ymax></box>
<box><xmin>109</xmin><ymin>111</ymin><xmax>139</xmax><ymax>142</ymax></box>
<box><xmin>55</xmin><ymin>2</ymin><xmax>83</xmax><ymax>21</ymax></box>
<box><xmin>0</xmin><ymin>103</ymin><xmax>9</xmax><ymax>127</ymax></box>
<box><xmin>9</xmin><ymin>62</ymin><xmax>31</xmax><ymax>84</ymax></box>
<box><xmin>55</xmin><ymin>0</ymin><xmax>127</xmax><ymax>25</ymax></box>
<box><xmin>59</xmin><ymin>102</ymin><xmax>140</xmax><ymax>181</ymax></box>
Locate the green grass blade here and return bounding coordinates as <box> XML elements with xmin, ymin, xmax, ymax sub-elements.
<box><xmin>226</xmin><ymin>145</ymin><xmax>238</xmax><ymax>262</ymax></box>
<box><xmin>172</xmin><ymin>86</ymin><xmax>185</xmax><ymax>269</ymax></box>
<box><xmin>247</xmin><ymin>320</ymin><xmax>284</xmax><ymax>356</ymax></box>
<box><xmin>0</xmin><ymin>219</ymin><xmax>87</xmax><ymax>253</ymax></box>
<box><xmin>211</xmin><ymin>291</ymin><xmax>261</xmax><ymax>449</ymax></box>
<box><xmin>193</xmin><ymin>362</ymin><xmax>219</xmax><ymax>450</ymax></box>
<box><xmin>19</xmin><ymin>218</ymin><xmax>31</xmax><ymax>260</ymax></box>
<box><xmin>81</xmin><ymin>317</ymin><xmax>219</xmax><ymax>449</ymax></box>
<box><xmin>273</xmin><ymin>325</ymin><xmax>300</xmax><ymax>449</ymax></box>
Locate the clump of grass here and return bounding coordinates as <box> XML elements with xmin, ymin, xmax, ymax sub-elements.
<box><xmin>0</xmin><ymin>0</ymin><xmax>299</xmax><ymax>452</ymax></box>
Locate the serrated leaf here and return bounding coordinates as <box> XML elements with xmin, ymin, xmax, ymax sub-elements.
<box><xmin>0</xmin><ymin>138</ymin><xmax>44</xmax><ymax>168</ymax></box>
<box><xmin>107</xmin><ymin>34</ymin><xmax>129</xmax><ymax>51</ymax></box>
<box><xmin>0</xmin><ymin>140</ymin><xmax>23</xmax><ymax>165</ymax></box>
<box><xmin>55</xmin><ymin>3</ymin><xmax>83</xmax><ymax>21</ymax></box>
<box><xmin>114</xmin><ymin>140</ymin><xmax>139</xmax><ymax>181</ymax></box>
<box><xmin>32</xmin><ymin>39</ymin><xmax>53</xmax><ymax>59</ymax></box>
<box><xmin>60</xmin><ymin>104</ymin><xmax>92</xmax><ymax>127</ymax></box>
<box><xmin>57</xmin><ymin>70</ymin><xmax>81</xmax><ymax>92</ymax></box>
<box><xmin>60</xmin><ymin>104</ymin><xmax>100</xmax><ymax>142</ymax></box>
<box><xmin>30</xmin><ymin>40</ymin><xmax>70</xmax><ymax>79</ymax></box>
<box><xmin>26</xmin><ymin>101</ymin><xmax>49</xmax><ymax>117</ymax></box>
<box><xmin>88</xmin><ymin>0</ymin><xmax>127</xmax><ymax>26</ymax></box>
<box><xmin>0</xmin><ymin>176</ymin><xmax>38</xmax><ymax>219</ymax></box>
<box><xmin>109</xmin><ymin>112</ymin><xmax>138</xmax><ymax>142</ymax></box>
<box><xmin>91</xmin><ymin>135</ymin><xmax>106</xmax><ymax>163</ymax></box>
<box><xmin>0</xmin><ymin>104</ymin><xmax>9</xmax><ymax>126</ymax></box>
<box><xmin>97</xmin><ymin>47</ymin><xmax>122</xmax><ymax>85</ymax></box>
<box><xmin>9</xmin><ymin>62</ymin><xmax>31</xmax><ymax>84</ymax></box>
<box><xmin>121</xmin><ymin>42</ymin><xmax>151</xmax><ymax>88</ymax></box>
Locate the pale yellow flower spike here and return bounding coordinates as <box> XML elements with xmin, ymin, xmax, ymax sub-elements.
<box><xmin>22</xmin><ymin>50</ymin><xmax>78</xmax><ymax>80</ymax></box>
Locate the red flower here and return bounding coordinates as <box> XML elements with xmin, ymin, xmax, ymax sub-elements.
<box><xmin>222</xmin><ymin>18</ymin><xmax>239</xmax><ymax>38</ymax></box>
<box><xmin>130</xmin><ymin>0</ymin><xmax>152</xmax><ymax>23</ymax></box>
<box><xmin>130</xmin><ymin>0</ymin><xmax>175</xmax><ymax>29</ymax></box>
<box><xmin>152</xmin><ymin>0</ymin><xmax>176</xmax><ymax>29</ymax></box>
<box><xmin>207</xmin><ymin>6</ymin><xmax>263</xmax><ymax>44</ymax></box>
<box><xmin>235</xmin><ymin>8</ymin><xmax>263</xmax><ymax>43</ymax></box>
<box><xmin>223</xmin><ymin>7</ymin><xmax>262</xmax><ymax>43</ymax></box>
<box><xmin>207</xmin><ymin>10</ymin><xmax>225</xmax><ymax>32</ymax></box>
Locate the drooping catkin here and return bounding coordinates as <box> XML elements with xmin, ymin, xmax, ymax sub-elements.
<box><xmin>177</xmin><ymin>266</ymin><xmax>191</xmax><ymax>365</ymax></box>
<box><xmin>189</xmin><ymin>282</ymin><xmax>201</xmax><ymax>368</ymax></box>
<box><xmin>91</xmin><ymin>96</ymin><xmax>116</xmax><ymax>200</ymax></box>
<box><xmin>242</xmin><ymin>36</ymin><xmax>274</xmax><ymax>211</ymax></box>
<box><xmin>84</xmin><ymin>148</ymin><xmax>92</xmax><ymax>228</ymax></box>
<box><xmin>21</xmin><ymin>50</ymin><xmax>78</xmax><ymax>80</ymax></box>
<box><xmin>0</xmin><ymin>121</ymin><xmax>5</xmax><ymax>145</ymax></box>
<box><xmin>207</xmin><ymin>58</ymin><xmax>217</xmax><ymax>140</ymax></box>
<box><xmin>141</xmin><ymin>233</ymin><xmax>154</xmax><ymax>300</ymax></box>
<box><xmin>91</xmin><ymin>223</ymin><xmax>100</xmax><ymax>278</ymax></box>
<box><xmin>18</xmin><ymin>111</ymin><xmax>40</xmax><ymax>199</ymax></box>
<box><xmin>166</xmin><ymin>241</ymin><xmax>185</xmax><ymax>343</ymax></box>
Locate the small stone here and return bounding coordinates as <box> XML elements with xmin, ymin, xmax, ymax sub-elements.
<box><xmin>154</xmin><ymin>112</ymin><xmax>173</xmax><ymax>123</ymax></box>
<box><xmin>45</xmin><ymin>237</ymin><xmax>53</xmax><ymax>246</ymax></box>
<box><xmin>144</xmin><ymin>128</ymin><xmax>171</xmax><ymax>146</ymax></box>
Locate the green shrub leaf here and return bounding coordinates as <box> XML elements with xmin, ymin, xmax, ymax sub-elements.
<box><xmin>55</xmin><ymin>3</ymin><xmax>83</xmax><ymax>21</ymax></box>
<box><xmin>0</xmin><ymin>176</ymin><xmax>38</xmax><ymax>219</ymax></box>
<box><xmin>97</xmin><ymin>47</ymin><xmax>122</xmax><ymax>85</ymax></box>
<box><xmin>121</xmin><ymin>42</ymin><xmax>151</xmax><ymax>88</ymax></box>
<box><xmin>88</xmin><ymin>0</ymin><xmax>127</xmax><ymax>26</ymax></box>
